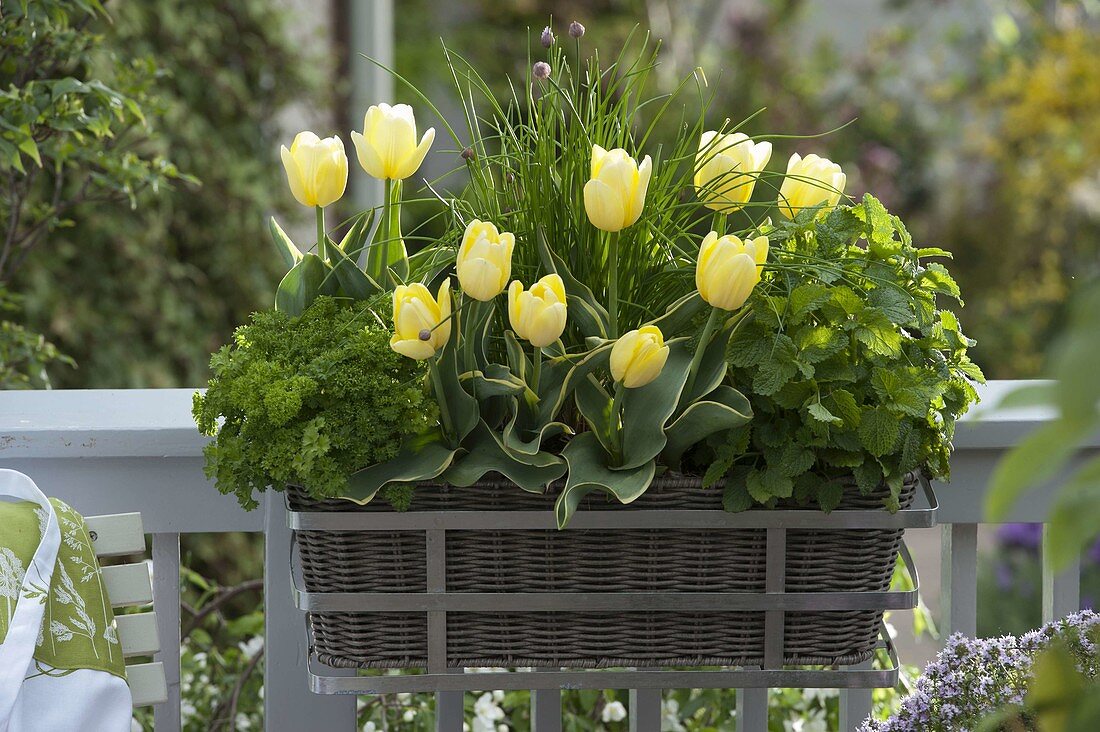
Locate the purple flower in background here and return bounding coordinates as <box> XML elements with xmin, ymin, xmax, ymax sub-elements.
<box><xmin>996</xmin><ymin>522</ymin><xmax>1042</xmax><ymax>550</ymax></box>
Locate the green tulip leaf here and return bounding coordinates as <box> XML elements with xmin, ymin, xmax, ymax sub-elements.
<box><xmin>434</xmin><ymin>330</ymin><xmax>479</xmax><ymax>446</ymax></box>
<box><xmin>503</xmin><ymin>330</ymin><xmax>531</xmax><ymax>384</ymax></box>
<box><xmin>274</xmin><ymin>253</ymin><xmax>333</xmax><ymax>316</ymax></box>
<box><xmin>574</xmin><ymin>374</ymin><xmax>616</xmax><ymax>456</ymax></box>
<box><xmin>618</xmin><ymin>339</ymin><xmax>692</xmax><ymax>470</ymax></box>
<box><xmin>537</xmin><ymin>343</ymin><xmax>613</xmax><ymax>424</ymax></box>
<box><xmin>330</xmin><ymin>244</ymin><xmax>382</xmax><ymax>301</ymax></box>
<box><xmin>442</xmin><ymin>420</ymin><xmax>566</xmax><ymax>493</ymax></box>
<box><xmin>341</xmin><ymin>427</ymin><xmax>457</xmax><ymax>504</ymax></box>
<box><xmin>556</xmin><ymin>432</ymin><xmax>656</xmax><ymax>528</ymax></box>
<box><xmin>651</xmin><ymin>291</ymin><xmax>706</xmax><ymax>337</ymax></box>
<box><xmin>662</xmin><ymin>385</ymin><xmax>753</xmax><ymax>468</ymax></box>
<box><xmin>461</xmin><ymin>364</ymin><xmax>532</xmax><ymax>400</ymax></box>
<box><xmin>679</xmin><ymin>316</ymin><xmax>738</xmax><ymax>407</ymax></box>
<box><xmin>337</xmin><ymin>209</ymin><xmax>377</xmax><ymax>259</ymax></box>
<box><xmin>537</xmin><ymin>226</ymin><xmax>610</xmax><ymax>338</ymax></box>
<box><xmin>269</xmin><ymin>216</ymin><xmax>302</xmax><ymax>269</ymax></box>
<box><xmin>501</xmin><ymin>401</ymin><xmax>572</xmax><ymax>456</ymax></box>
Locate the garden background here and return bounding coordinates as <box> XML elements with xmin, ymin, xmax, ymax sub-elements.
<box><xmin>1</xmin><ymin>0</ymin><xmax>1097</xmax><ymax>729</ymax></box>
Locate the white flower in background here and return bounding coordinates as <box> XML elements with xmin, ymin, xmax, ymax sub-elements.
<box><xmin>885</xmin><ymin>621</ymin><xmax>898</xmax><ymax>640</ymax></box>
<box><xmin>362</xmin><ymin>722</ymin><xmax>376</xmax><ymax>732</ymax></box>
<box><xmin>497</xmin><ymin>726</ymin><xmax>508</xmax><ymax>732</ymax></box>
<box><xmin>472</xmin><ymin>692</ymin><xmax>506</xmax><ymax>732</ymax></box>
<box><xmin>180</xmin><ymin>699</ymin><xmax>197</xmax><ymax>723</ymax></box>
<box><xmin>492</xmin><ymin>690</ymin><xmax>505</xmax><ymax>703</ymax></box>
<box><xmin>403</xmin><ymin>709</ymin><xmax>416</xmax><ymax>722</ymax></box>
<box><xmin>397</xmin><ymin>692</ymin><xmax>412</xmax><ymax>703</ymax></box>
<box><xmin>235</xmin><ymin>714</ymin><xmax>252</xmax><ymax>730</ymax></box>
<box><xmin>802</xmin><ymin>687</ymin><xmax>837</xmax><ymax>706</ymax></box>
<box><xmin>602</xmin><ymin>700</ymin><xmax>627</xmax><ymax>723</ymax></box>
<box><xmin>238</xmin><ymin>636</ymin><xmax>264</xmax><ymax>660</ymax></box>
<box><xmin>661</xmin><ymin>698</ymin><xmax>686</xmax><ymax>732</ymax></box>
<box><xmin>131</xmin><ymin>719</ymin><xmax>142</xmax><ymax>732</ymax></box>
<box><xmin>783</xmin><ymin>707</ymin><xmax>828</xmax><ymax>732</ymax></box>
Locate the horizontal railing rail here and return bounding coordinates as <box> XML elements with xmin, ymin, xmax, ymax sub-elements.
<box><xmin>1</xmin><ymin>381</ymin><xmax>1097</xmax><ymax>732</ymax></box>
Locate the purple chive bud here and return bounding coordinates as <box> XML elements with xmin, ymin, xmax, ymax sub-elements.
<box><xmin>418</xmin><ymin>329</ymin><xmax>432</xmax><ymax>341</ymax></box>
<box><xmin>533</xmin><ymin>61</ymin><xmax>551</xmax><ymax>80</ymax></box>
<box><xmin>568</xmin><ymin>20</ymin><xmax>585</xmax><ymax>39</ymax></box>
<box><xmin>461</xmin><ymin>147</ymin><xmax>475</xmax><ymax>161</ymax></box>
<box><xmin>541</xmin><ymin>26</ymin><xmax>555</xmax><ymax>48</ymax></box>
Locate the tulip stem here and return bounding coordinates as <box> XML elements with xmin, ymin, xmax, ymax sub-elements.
<box><xmin>381</xmin><ymin>179</ymin><xmax>394</xmax><ymax>279</ymax></box>
<box><xmin>429</xmin><ymin>357</ymin><xmax>455</xmax><ymax>444</ymax></box>
<box><xmin>686</xmin><ymin>306</ymin><xmax>722</xmax><ymax>398</ymax></box>
<box><xmin>531</xmin><ymin>346</ymin><xmax>543</xmax><ymax>393</ymax></box>
<box><xmin>609</xmin><ymin>385</ymin><xmax>626</xmax><ymax>461</ymax></box>
<box><xmin>608</xmin><ymin>231</ymin><xmax>620</xmax><ymax>338</ymax></box>
<box><xmin>315</xmin><ymin>206</ymin><xmax>327</xmax><ymax>263</ymax></box>
<box><xmin>713</xmin><ymin>212</ymin><xmax>728</xmax><ymax>236</ymax></box>
<box><xmin>462</xmin><ymin>296</ymin><xmax>479</xmax><ymax>374</ymax></box>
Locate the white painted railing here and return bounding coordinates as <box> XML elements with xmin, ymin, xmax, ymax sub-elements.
<box><xmin>0</xmin><ymin>382</ymin><xmax>1097</xmax><ymax>731</ymax></box>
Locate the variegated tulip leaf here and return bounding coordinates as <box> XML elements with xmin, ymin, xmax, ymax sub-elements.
<box><xmin>435</xmin><ymin>325</ymin><xmax>479</xmax><ymax>446</ymax></box>
<box><xmin>651</xmin><ymin>290</ymin><xmax>706</xmax><ymax>337</ymax></box>
<box><xmin>336</xmin><ymin>209</ymin><xmax>376</xmax><ymax>259</ymax></box>
<box><xmin>573</xmin><ymin>374</ymin><xmax>616</xmax><ymax>456</ymax></box>
<box><xmin>617</xmin><ymin>339</ymin><xmax>692</xmax><ymax>470</ymax></box>
<box><xmin>274</xmin><ymin>253</ymin><xmax>334</xmax><ymax>316</ymax></box>
<box><xmin>329</xmin><ymin>242</ymin><xmax>382</xmax><ymax>301</ymax></box>
<box><xmin>678</xmin><ymin>316</ymin><xmax>738</xmax><ymax>408</ymax></box>
<box><xmin>342</xmin><ymin>428</ymin><xmax>457</xmax><ymax>504</ymax></box>
<box><xmin>442</xmin><ymin>420</ymin><xmax>565</xmax><ymax>493</ymax></box>
<box><xmin>662</xmin><ymin>385</ymin><xmax>753</xmax><ymax>468</ymax></box>
<box><xmin>269</xmin><ymin>216</ymin><xmax>302</xmax><ymax>268</ymax></box>
<box><xmin>536</xmin><ymin>226</ymin><xmax>610</xmax><ymax>338</ymax></box>
<box><xmin>556</xmin><ymin>432</ymin><xmax>656</xmax><ymax>529</ymax></box>
<box><xmin>461</xmin><ymin>364</ymin><xmax>531</xmax><ymax>400</ymax></box>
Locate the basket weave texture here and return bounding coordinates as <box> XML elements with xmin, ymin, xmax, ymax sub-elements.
<box><xmin>290</xmin><ymin>475</ymin><xmax>916</xmax><ymax>669</ymax></box>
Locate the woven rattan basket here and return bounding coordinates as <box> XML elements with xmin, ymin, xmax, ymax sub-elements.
<box><xmin>288</xmin><ymin>473</ymin><xmax>919</xmax><ymax>671</ymax></box>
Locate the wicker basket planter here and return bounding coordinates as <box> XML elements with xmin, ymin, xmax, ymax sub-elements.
<box><xmin>288</xmin><ymin>472</ymin><xmax>935</xmax><ymax>691</ymax></box>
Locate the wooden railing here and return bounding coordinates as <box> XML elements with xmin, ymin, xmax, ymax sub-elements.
<box><xmin>1</xmin><ymin>382</ymin><xmax>1096</xmax><ymax>731</ymax></box>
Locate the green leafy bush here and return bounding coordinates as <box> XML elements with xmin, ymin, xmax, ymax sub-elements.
<box><xmin>704</xmin><ymin>195</ymin><xmax>985</xmax><ymax>511</ymax></box>
<box><xmin>193</xmin><ymin>297</ymin><xmax>436</xmax><ymax>509</ymax></box>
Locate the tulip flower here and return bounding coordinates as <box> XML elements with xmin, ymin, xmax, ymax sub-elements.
<box><xmin>611</xmin><ymin>326</ymin><xmax>670</xmax><ymax>388</ymax></box>
<box><xmin>778</xmin><ymin>153</ymin><xmax>846</xmax><ymax>219</ymax></box>
<box><xmin>351</xmin><ymin>103</ymin><xmax>435</xmax><ymax>181</ymax></box>
<box><xmin>390</xmin><ymin>279</ymin><xmax>452</xmax><ymax>360</ymax></box>
<box><xmin>279</xmin><ymin>132</ymin><xmax>348</xmax><ymax>209</ymax></box>
<box><xmin>456</xmin><ymin>220</ymin><xmax>515</xmax><ymax>302</ymax></box>
<box><xmin>583</xmin><ymin>145</ymin><xmax>653</xmax><ymax>233</ymax></box>
<box><xmin>694</xmin><ymin>131</ymin><xmax>772</xmax><ymax>213</ymax></box>
<box><xmin>696</xmin><ymin>231</ymin><xmax>769</xmax><ymax>311</ymax></box>
<box><xmin>507</xmin><ymin>274</ymin><xmax>568</xmax><ymax>348</ymax></box>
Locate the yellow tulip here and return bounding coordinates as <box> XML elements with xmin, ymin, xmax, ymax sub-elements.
<box><xmin>583</xmin><ymin>145</ymin><xmax>653</xmax><ymax>232</ymax></box>
<box><xmin>611</xmin><ymin>326</ymin><xmax>670</xmax><ymax>388</ymax></box>
<box><xmin>390</xmin><ymin>279</ymin><xmax>452</xmax><ymax>360</ymax></box>
<box><xmin>507</xmin><ymin>274</ymin><xmax>568</xmax><ymax>348</ymax></box>
<box><xmin>456</xmin><ymin>219</ymin><xmax>515</xmax><ymax>301</ymax></box>
<box><xmin>694</xmin><ymin>131</ymin><xmax>772</xmax><ymax>213</ymax></box>
<box><xmin>777</xmin><ymin>153</ymin><xmax>846</xmax><ymax>219</ymax></box>
<box><xmin>279</xmin><ymin>131</ymin><xmax>348</xmax><ymax>208</ymax></box>
<box><xmin>696</xmin><ymin>231</ymin><xmax>769</xmax><ymax>311</ymax></box>
<box><xmin>351</xmin><ymin>103</ymin><xmax>436</xmax><ymax>181</ymax></box>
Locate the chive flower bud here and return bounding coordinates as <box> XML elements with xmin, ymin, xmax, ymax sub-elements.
<box><xmin>533</xmin><ymin>61</ymin><xmax>551</xmax><ymax>80</ymax></box>
<box><xmin>541</xmin><ymin>26</ymin><xmax>555</xmax><ymax>48</ymax></box>
<box><xmin>569</xmin><ymin>21</ymin><xmax>585</xmax><ymax>38</ymax></box>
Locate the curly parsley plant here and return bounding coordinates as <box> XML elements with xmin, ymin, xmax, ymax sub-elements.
<box><xmin>193</xmin><ymin>296</ymin><xmax>436</xmax><ymax>509</ymax></box>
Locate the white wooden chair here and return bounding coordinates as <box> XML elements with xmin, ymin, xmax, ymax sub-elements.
<box><xmin>86</xmin><ymin>512</ymin><xmax>169</xmax><ymax>709</ymax></box>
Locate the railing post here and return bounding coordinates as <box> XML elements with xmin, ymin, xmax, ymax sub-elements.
<box><xmin>531</xmin><ymin>671</ymin><xmax>561</xmax><ymax>732</ymax></box>
<box><xmin>840</xmin><ymin>662</ymin><xmax>872</xmax><ymax>731</ymax></box>
<box><xmin>264</xmin><ymin>495</ymin><xmax>355</xmax><ymax>730</ymax></box>
<box><xmin>427</xmin><ymin>529</ymin><xmax>463</xmax><ymax>732</ymax></box>
<box><xmin>737</xmin><ymin>688</ymin><xmax>768</xmax><ymax>730</ymax></box>
<box><xmin>628</xmin><ymin>688</ymin><xmax>661</xmax><ymax>732</ymax></box>
<box><xmin>152</xmin><ymin>532</ymin><xmax>182</xmax><ymax>732</ymax></box>
<box><xmin>941</xmin><ymin>523</ymin><xmax>978</xmax><ymax>637</ymax></box>
<box><xmin>1042</xmin><ymin>523</ymin><xmax>1081</xmax><ymax>623</ymax></box>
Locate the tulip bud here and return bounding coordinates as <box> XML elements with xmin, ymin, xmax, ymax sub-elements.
<box><xmin>611</xmin><ymin>326</ymin><xmax>670</xmax><ymax>388</ymax></box>
<box><xmin>351</xmin><ymin>103</ymin><xmax>436</xmax><ymax>181</ymax></box>
<box><xmin>391</xmin><ymin>280</ymin><xmax>452</xmax><ymax>360</ymax></box>
<box><xmin>694</xmin><ymin>131</ymin><xmax>772</xmax><ymax>213</ymax></box>
<box><xmin>777</xmin><ymin>152</ymin><xmax>846</xmax><ymax>219</ymax></box>
<box><xmin>583</xmin><ymin>145</ymin><xmax>653</xmax><ymax>232</ymax></box>
<box><xmin>541</xmin><ymin>26</ymin><xmax>555</xmax><ymax>48</ymax></box>
<box><xmin>569</xmin><ymin>20</ymin><xmax>585</xmax><ymax>38</ymax></box>
<box><xmin>533</xmin><ymin>61</ymin><xmax>551</xmax><ymax>80</ymax></box>
<box><xmin>456</xmin><ymin>219</ymin><xmax>515</xmax><ymax>301</ymax></box>
<box><xmin>279</xmin><ymin>132</ymin><xmax>348</xmax><ymax>208</ymax></box>
<box><xmin>696</xmin><ymin>231</ymin><xmax>769</xmax><ymax>311</ymax></box>
<box><xmin>507</xmin><ymin>274</ymin><xmax>568</xmax><ymax>348</ymax></box>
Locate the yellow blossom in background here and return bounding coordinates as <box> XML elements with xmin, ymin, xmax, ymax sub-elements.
<box><xmin>778</xmin><ymin>153</ymin><xmax>846</xmax><ymax>219</ymax></box>
<box><xmin>351</xmin><ymin>103</ymin><xmax>435</xmax><ymax>181</ymax></box>
<box><xmin>456</xmin><ymin>220</ymin><xmax>515</xmax><ymax>301</ymax></box>
<box><xmin>610</xmin><ymin>326</ymin><xmax>669</xmax><ymax>388</ymax></box>
<box><xmin>696</xmin><ymin>232</ymin><xmax>768</xmax><ymax>311</ymax></box>
<box><xmin>694</xmin><ymin>131</ymin><xmax>772</xmax><ymax>213</ymax></box>
<box><xmin>279</xmin><ymin>132</ymin><xmax>348</xmax><ymax>208</ymax></box>
<box><xmin>390</xmin><ymin>280</ymin><xmax>452</xmax><ymax>360</ymax></box>
<box><xmin>507</xmin><ymin>274</ymin><xmax>568</xmax><ymax>348</ymax></box>
<box><xmin>583</xmin><ymin>145</ymin><xmax>653</xmax><ymax>232</ymax></box>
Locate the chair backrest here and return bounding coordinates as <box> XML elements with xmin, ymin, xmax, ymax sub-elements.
<box><xmin>86</xmin><ymin>512</ymin><xmax>168</xmax><ymax>708</ymax></box>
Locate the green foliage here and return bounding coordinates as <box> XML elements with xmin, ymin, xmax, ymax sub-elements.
<box><xmin>193</xmin><ymin>297</ymin><xmax>436</xmax><ymax>509</ymax></box>
<box><xmin>704</xmin><ymin>195</ymin><xmax>984</xmax><ymax>511</ymax></box>
<box><xmin>0</xmin><ymin>285</ymin><xmax>72</xmax><ymax>388</ymax></box>
<box><xmin>10</xmin><ymin>0</ymin><xmax>320</xmax><ymax>388</ymax></box>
